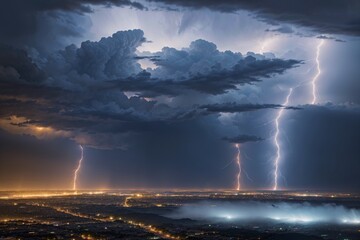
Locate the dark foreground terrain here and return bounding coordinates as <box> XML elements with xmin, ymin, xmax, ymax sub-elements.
<box><xmin>0</xmin><ymin>191</ymin><xmax>359</xmax><ymax>239</ymax></box>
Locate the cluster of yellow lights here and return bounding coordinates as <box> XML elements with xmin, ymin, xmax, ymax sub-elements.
<box><xmin>80</xmin><ymin>234</ymin><xmax>96</xmax><ymax>240</ymax></box>
<box><xmin>0</xmin><ymin>191</ymin><xmax>105</xmax><ymax>200</ymax></box>
<box><xmin>123</xmin><ymin>193</ymin><xmax>144</xmax><ymax>207</ymax></box>
<box><xmin>32</xmin><ymin>203</ymin><xmax>180</xmax><ymax>240</ymax></box>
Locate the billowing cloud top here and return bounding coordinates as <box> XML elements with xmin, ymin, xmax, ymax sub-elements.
<box><xmin>0</xmin><ymin>29</ymin><xmax>300</xmax><ymax>150</ymax></box>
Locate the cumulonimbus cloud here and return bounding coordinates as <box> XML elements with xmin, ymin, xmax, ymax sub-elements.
<box><xmin>0</xmin><ymin>30</ymin><xmax>301</xmax><ymax>149</ymax></box>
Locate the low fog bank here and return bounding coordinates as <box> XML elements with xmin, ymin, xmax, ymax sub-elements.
<box><xmin>166</xmin><ymin>201</ymin><xmax>360</xmax><ymax>225</ymax></box>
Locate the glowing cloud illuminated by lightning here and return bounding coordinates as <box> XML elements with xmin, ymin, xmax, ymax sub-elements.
<box><xmin>73</xmin><ymin>145</ymin><xmax>84</xmax><ymax>191</ymax></box>
<box><xmin>311</xmin><ymin>39</ymin><xmax>325</xmax><ymax>104</ymax></box>
<box><xmin>273</xmin><ymin>88</ymin><xmax>293</xmax><ymax>191</ymax></box>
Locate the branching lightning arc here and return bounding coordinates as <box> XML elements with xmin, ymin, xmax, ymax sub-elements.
<box><xmin>73</xmin><ymin>145</ymin><xmax>84</xmax><ymax>191</ymax></box>
<box><xmin>272</xmin><ymin>39</ymin><xmax>325</xmax><ymax>190</ymax></box>
<box><xmin>311</xmin><ymin>39</ymin><xmax>324</xmax><ymax>104</ymax></box>
<box><xmin>235</xmin><ymin>144</ymin><xmax>241</xmax><ymax>191</ymax></box>
<box><xmin>273</xmin><ymin>88</ymin><xmax>293</xmax><ymax>191</ymax></box>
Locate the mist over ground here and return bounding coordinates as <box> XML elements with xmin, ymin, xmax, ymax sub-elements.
<box><xmin>166</xmin><ymin>201</ymin><xmax>360</xmax><ymax>225</ymax></box>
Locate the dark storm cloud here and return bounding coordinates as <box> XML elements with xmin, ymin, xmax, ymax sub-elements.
<box><xmin>32</xmin><ymin>0</ymin><xmax>146</xmax><ymax>11</ymax></box>
<box><xmin>0</xmin><ymin>17</ymin><xmax>306</xmax><ymax>188</ymax></box>
<box><xmin>0</xmin><ymin>87</ymin><xmax>200</xmax><ymax>148</ymax></box>
<box><xmin>0</xmin><ymin>45</ymin><xmax>46</xmax><ymax>83</ymax></box>
<box><xmin>151</xmin><ymin>39</ymin><xmax>243</xmax><ymax>78</ymax></box>
<box><xmin>152</xmin><ymin>40</ymin><xmax>301</xmax><ymax>94</ymax></box>
<box><xmin>2</xmin><ymin>0</ymin><xmax>145</xmax><ymax>13</ymax></box>
<box><xmin>111</xmin><ymin>75</ymin><xmax>181</xmax><ymax>97</ymax></box>
<box><xmin>149</xmin><ymin>0</ymin><xmax>360</xmax><ymax>36</ymax></box>
<box><xmin>45</xmin><ymin>29</ymin><xmax>145</xmax><ymax>85</ymax></box>
<box><xmin>0</xmin><ymin>0</ymin><xmax>145</xmax><ymax>54</ymax></box>
<box><xmin>0</xmin><ymin>29</ymin><xmax>145</xmax><ymax>114</ymax></box>
<box><xmin>0</xmin><ymin>26</ymin><xmax>303</xmax><ymax>152</ymax></box>
<box><xmin>223</xmin><ymin>135</ymin><xmax>263</xmax><ymax>144</ymax></box>
<box><xmin>0</xmin><ymin>89</ymin><xmax>155</xmax><ymax>130</ymax></box>
<box><xmin>181</xmin><ymin>58</ymin><xmax>300</xmax><ymax>95</ymax></box>
<box><xmin>265</xmin><ymin>26</ymin><xmax>294</xmax><ymax>34</ymax></box>
<box><xmin>201</xmin><ymin>103</ymin><xmax>300</xmax><ymax>113</ymax></box>
<box><xmin>110</xmin><ymin>39</ymin><xmax>301</xmax><ymax>97</ymax></box>
<box><xmin>133</xmin><ymin>55</ymin><xmax>161</xmax><ymax>61</ymax></box>
<box><xmin>317</xmin><ymin>35</ymin><xmax>346</xmax><ymax>43</ymax></box>
<box><xmin>0</xmin><ymin>2</ymin><xmax>357</xmax><ymax>191</ymax></box>
<box><xmin>112</xmin><ymin>56</ymin><xmax>300</xmax><ymax>96</ymax></box>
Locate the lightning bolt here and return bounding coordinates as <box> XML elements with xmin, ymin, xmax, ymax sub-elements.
<box><xmin>271</xmin><ymin>39</ymin><xmax>324</xmax><ymax>190</ymax></box>
<box><xmin>73</xmin><ymin>145</ymin><xmax>84</xmax><ymax>191</ymax></box>
<box><xmin>273</xmin><ymin>88</ymin><xmax>293</xmax><ymax>191</ymax></box>
<box><xmin>235</xmin><ymin>143</ymin><xmax>241</xmax><ymax>191</ymax></box>
<box><xmin>271</xmin><ymin>39</ymin><xmax>325</xmax><ymax>191</ymax></box>
<box><xmin>311</xmin><ymin>39</ymin><xmax>324</xmax><ymax>105</ymax></box>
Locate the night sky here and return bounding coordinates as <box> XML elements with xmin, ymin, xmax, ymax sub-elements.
<box><xmin>0</xmin><ymin>0</ymin><xmax>359</xmax><ymax>191</ymax></box>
